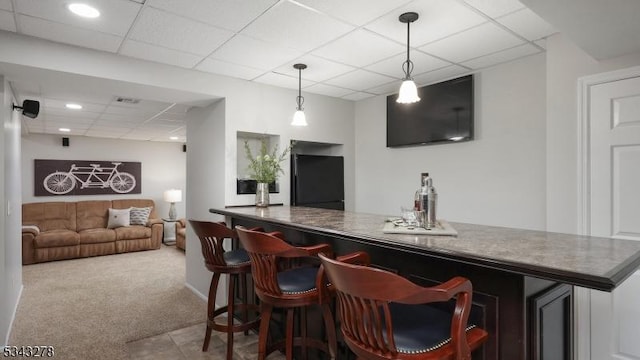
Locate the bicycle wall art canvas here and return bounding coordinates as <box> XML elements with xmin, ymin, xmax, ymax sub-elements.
<box><xmin>34</xmin><ymin>159</ymin><xmax>141</xmax><ymax>196</ymax></box>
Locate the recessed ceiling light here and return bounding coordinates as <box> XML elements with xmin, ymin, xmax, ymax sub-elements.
<box><xmin>449</xmin><ymin>136</ymin><xmax>464</xmax><ymax>141</ymax></box>
<box><xmin>59</xmin><ymin>128</ymin><xmax>71</xmax><ymax>132</ymax></box>
<box><xmin>169</xmin><ymin>136</ymin><xmax>179</xmax><ymax>140</ymax></box>
<box><xmin>67</xmin><ymin>3</ymin><xmax>100</xmax><ymax>18</ymax></box>
<box><xmin>65</xmin><ymin>103</ymin><xmax>83</xmax><ymax>110</ymax></box>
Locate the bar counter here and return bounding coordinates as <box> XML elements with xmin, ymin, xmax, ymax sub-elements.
<box><xmin>210</xmin><ymin>206</ymin><xmax>640</xmax><ymax>359</ymax></box>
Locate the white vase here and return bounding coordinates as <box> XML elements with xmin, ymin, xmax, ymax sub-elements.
<box><xmin>255</xmin><ymin>182</ymin><xmax>270</xmax><ymax>207</ymax></box>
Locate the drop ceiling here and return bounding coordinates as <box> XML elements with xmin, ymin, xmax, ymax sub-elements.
<box><xmin>1</xmin><ymin>0</ymin><xmax>559</xmax><ymax>141</ymax></box>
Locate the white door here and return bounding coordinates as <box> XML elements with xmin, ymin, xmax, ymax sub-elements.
<box><xmin>580</xmin><ymin>70</ymin><xmax>640</xmax><ymax>360</ymax></box>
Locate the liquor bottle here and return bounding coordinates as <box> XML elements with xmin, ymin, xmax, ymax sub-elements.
<box><xmin>426</xmin><ymin>177</ymin><xmax>438</xmax><ymax>228</ymax></box>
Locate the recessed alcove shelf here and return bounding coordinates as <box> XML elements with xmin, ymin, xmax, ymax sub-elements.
<box><xmin>237</xmin><ymin>131</ymin><xmax>280</xmax><ymax>194</ymax></box>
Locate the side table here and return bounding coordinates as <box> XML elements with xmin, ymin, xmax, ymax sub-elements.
<box><xmin>161</xmin><ymin>218</ymin><xmax>178</xmax><ymax>245</ymax></box>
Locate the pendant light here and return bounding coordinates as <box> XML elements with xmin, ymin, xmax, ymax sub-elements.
<box><xmin>291</xmin><ymin>63</ymin><xmax>308</xmax><ymax>126</ymax></box>
<box><xmin>397</xmin><ymin>12</ymin><xmax>420</xmax><ymax>104</ymax></box>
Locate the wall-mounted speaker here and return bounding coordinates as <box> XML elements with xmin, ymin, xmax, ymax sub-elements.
<box><xmin>12</xmin><ymin>99</ymin><xmax>40</xmax><ymax>119</ymax></box>
<box><xmin>62</xmin><ymin>137</ymin><xmax>69</xmax><ymax>147</ymax></box>
<box><xmin>182</xmin><ymin>144</ymin><xmax>186</xmax><ymax>152</ymax></box>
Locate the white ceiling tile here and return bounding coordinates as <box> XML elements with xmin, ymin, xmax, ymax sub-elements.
<box><xmin>295</xmin><ymin>0</ymin><xmax>412</xmax><ymax>26</ymax></box>
<box><xmin>210</xmin><ymin>34</ymin><xmax>304</xmax><ymax>71</ymax></box>
<box><xmin>312</xmin><ymin>29</ymin><xmax>404</xmax><ymax>67</ymax></box>
<box><xmin>129</xmin><ymin>7</ymin><xmax>234</xmax><ymax>56</ymax></box>
<box><xmin>342</xmin><ymin>92</ymin><xmax>375</xmax><ymax>101</ymax></box>
<box><xmin>18</xmin><ymin>15</ymin><xmax>123</xmax><ymax>52</ymax></box>
<box><xmin>146</xmin><ymin>0</ymin><xmax>278</xmax><ymax>32</ymax></box>
<box><xmin>304</xmin><ymin>83</ymin><xmax>353</xmax><ymax>97</ymax></box>
<box><xmin>364</xmin><ymin>0</ymin><xmax>487</xmax><ymax>46</ymax></box>
<box><xmin>271</xmin><ymin>55</ymin><xmax>355</xmax><ymax>82</ymax></box>
<box><xmin>164</xmin><ymin>104</ymin><xmax>191</xmax><ymax>115</ymax></box>
<box><xmin>412</xmin><ymin>65</ymin><xmax>469</xmax><ymax>86</ymax></box>
<box><xmin>119</xmin><ymin>40</ymin><xmax>203</xmax><ymax>69</ymax></box>
<box><xmin>534</xmin><ymin>38</ymin><xmax>547</xmax><ymax>49</ymax></box>
<box><xmin>366</xmin><ymin>80</ymin><xmax>403</xmax><ymax>95</ymax></box>
<box><xmin>93</xmin><ymin>120</ymin><xmax>138</xmax><ymax>128</ymax></box>
<box><xmin>365</xmin><ymin>51</ymin><xmax>450</xmax><ymax>78</ymax></box>
<box><xmin>241</xmin><ymin>1</ymin><xmax>354</xmax><ymax>52</ymax></box>
<box><xmin>97</xmin><ymin>113</ymin><xmax>145</xmax><ymax>123</ymax></box>
<box><xmin>0</xmin><ymin>0</ymin><xmax>12</xmax><ymax>11</ymax></box>
<box><xmin>102</xmin><ymin>105</ymin><xmax>157</xmax><ymax>117</ymax></box>
<box><xmin>462</xmin><ymin>43</ymin><xmax>541</xmax><ymax>69</ymax></box>
<box><xmin>419</xmin><ymin>22</ymin><xmax>524</xmax><ymax>63</ymax></box>
<box><xmin>15</xmin><ymin>0</ymin><xmax>141</xmax><ymax>36</ymax></box>
<box><xmin>0</xmin><ymin>10</ymin><xmax>16</xmax><ymax>32</ymax></box>
<box><xmin>253</xmin><ymin>72</ymin><xmax>314</xmax><ymax>90</ymax></box>
<box><xmin>497</xmin><ymin>8</ymin><xmax>556</xmax><ymax>41</ymax></box>
<box><xmin>325</xmin><ymin>69</ymin><xmax>395</xmax><ymax>92</ymax></box>
<box><xmin>43</xmin><ymin>108</ymin><xmax>103</xmax><ymax>119</ymax></box>
<box><xmin>196</xmin><ymin>58</ymin><xmax>265</xmax><ymax>80</ymax></box>
<box><xmin>146</xmin><ymin>118</ymin><xmax>184</xmax><ymax>128</ymax></box>
<box><xmin>462</xmin><ymin>0</ymin><xmax>525</xmax><ymax>18</ymax></box>
<box><xmin>43</xmin><ymin>98</ymin><xmax>106</xmax><ymax>113</ymax></box>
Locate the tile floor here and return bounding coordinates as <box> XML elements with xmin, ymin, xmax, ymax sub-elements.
<box><xmin>126</xmin><ymin>322</ymin><xmax>286</xmax><ymax>360</ymax></box>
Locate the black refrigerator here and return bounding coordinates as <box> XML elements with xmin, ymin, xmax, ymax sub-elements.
<box><xmin>291</xmin><ymin>154</ymin><xmax>344</xmax><ymax>210</ymax></box>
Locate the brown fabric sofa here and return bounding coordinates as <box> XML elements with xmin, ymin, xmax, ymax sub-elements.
<box><xmin>22</xmin><ymin>199</ymin><xmax>163</xmax><ymax>265</ymax></box>
<box><xmin>175</xmin><ymin>218</ymin><xmax>186</xmax><ymax>251</ymax></box>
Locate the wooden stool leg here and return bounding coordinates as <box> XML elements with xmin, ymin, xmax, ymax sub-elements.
<box><xmin>203</xmin><ymin>272</ymin><xmax>221</xmax><ymax>352</ymax></box>
<box><xmin>257</xmin><ymin>303</ymin><xmax>273</xmax><ymax>360</ymax></box>
<box><xmin>226</xmin><ymin>274</ymin><xmax>236</xmax><ymax>360</ymax></box>
<box><xmin>301</xmin><ymin>307</ymin><xmax>308</xmax><ymax>360</ymax></box>
<box><xmin>240</xmin><ymin>272</ymin><xmax>249</xmax><ymax>335</ymax></box>
<box><xmin>285</xmin><ymin>308</ymin><xmax>295</xmax><ymax>360</ymax></box>
<box><xmin>321</xmin><ymin>302</ymin><xmax>337</xmax><ymax>359</ymax></box>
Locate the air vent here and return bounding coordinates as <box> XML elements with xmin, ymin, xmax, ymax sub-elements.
<box><xmin>116</xmin><ymin>97</ymin><xmax>140</xmax><ymax>104</ymax></box>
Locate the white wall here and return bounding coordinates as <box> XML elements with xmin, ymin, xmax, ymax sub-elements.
<box><xmin>21</xmin><ymin>134</ymin><xmax>186</xmax><ymax>219</ymax></box>
<box><xmin>1</xmin><ymin>77</ymin><xmax>23</xmax><ymax>346</ymax></box>
<box><xmin>185</xmin><ymin>100</ymin><xmax>226</xmax><ymax>299</ymax></box>
<box><xmin>545</xmin><ymin>33</ymin><xmax>640</xmax><ymax>234</ymax></box>
<box><xmin>355</xmin><ymin>54</ymin><xmax>547</xmax><ymax>230</ymax></box>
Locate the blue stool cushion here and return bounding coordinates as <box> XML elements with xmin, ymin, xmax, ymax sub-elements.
<box><xmin>277</xmin><ymin>266</ymin><xmax>318</xmax><ymax>294</ymax></box>
<box><xmin>387</xmin><ymin>302</ymin><xmax>475</xmax><ymax>354</ymax></box>
<box><xmin>223</xmin><ymin>249</ymin><xmax>250</xmax><ymax>265</ymax></box>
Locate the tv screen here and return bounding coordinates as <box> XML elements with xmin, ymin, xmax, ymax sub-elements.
<box><xmin>387</xmin><ymin>74</ymin><xmax>474</xmax><ymax>147</ymax></box>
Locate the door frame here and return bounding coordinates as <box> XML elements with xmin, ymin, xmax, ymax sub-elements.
<box><xmin>576</xmin><ymin>64</ymin><xmax>640</xmax><ymax>360</ymax></box>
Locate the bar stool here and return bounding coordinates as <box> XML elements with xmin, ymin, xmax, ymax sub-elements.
<box><xmin>189</xmin><ymin>220</ymin><xmax>261</xmax><ymax>360</ymax></box>
<box><xmin>318</xmin><ymin>252</ymin><xmax>488</xmax><ymax>360</ymax></box>
<box><xmin>235</xmin><ymin>226</ymin><xmax>337</xmax><ymax>360</ymax></box>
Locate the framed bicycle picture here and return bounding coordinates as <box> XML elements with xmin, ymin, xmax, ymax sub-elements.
<box><xmin>34</xmin><ymin>159</ymin><xmax>142</xmax><ymax>196</ymax></box>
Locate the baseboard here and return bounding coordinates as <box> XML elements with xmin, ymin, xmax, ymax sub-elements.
<box><xmin>3</xmin><ymin>284</ymin><xmax>23</xmax><ymax>347</ymax></box>
<box><xmin>184</xmin><ymin>281</ymin><xmax>208</xmax><ymax>302</ymax></box>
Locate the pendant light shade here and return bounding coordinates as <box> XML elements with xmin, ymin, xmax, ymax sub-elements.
<box><xmin>397</xmin><ymin>12</ymin><xmax>421</xmax><ymax>104</ymax></box>
<box><xmin>292</xmin><ymin>63</ymin><xmax>308</xmax><ymax>126</ymax></box>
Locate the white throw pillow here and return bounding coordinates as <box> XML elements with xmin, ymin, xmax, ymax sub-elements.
<box><xmin>130</xmin><ymin>206</ymin><xmax>152</xmax><ymax>225</ymax></box>
<box><xmin>107</xmin><ymin>208</ymin><xmax>131</xmax><ymax>229</ymax></box>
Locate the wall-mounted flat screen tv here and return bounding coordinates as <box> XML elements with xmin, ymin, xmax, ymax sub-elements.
<box><xmin>387</xmin><ymin>74</ymin><xmax>474</xmax><ymax>147</ymax></box>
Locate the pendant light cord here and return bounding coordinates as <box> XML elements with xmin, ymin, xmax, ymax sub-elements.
<box><xmin>402</xmin><ymin>19</ymin><xmax>414</xmax><ymax>80</ymax></box>
<box><xmin>296</xmin><ymin>67</ymin><xmax>304</xmax><ymax>111</ymax></box>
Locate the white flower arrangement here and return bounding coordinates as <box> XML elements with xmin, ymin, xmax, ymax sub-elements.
<box><xmin>244</xmin><ymin>139</ymin><xmax>292</xmax><ymax>184</ymax></box>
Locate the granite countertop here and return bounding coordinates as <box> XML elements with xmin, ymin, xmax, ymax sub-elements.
<box><xmin>210</xmin><ymin>206</ymin><xmax>640</xmax><ymax>291</ymax></box>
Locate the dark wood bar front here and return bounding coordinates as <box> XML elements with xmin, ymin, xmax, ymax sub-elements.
<box><xmin>210</xmin><ymin>206</ymin><xmax>640</xmax><ymax>360</ymax></box>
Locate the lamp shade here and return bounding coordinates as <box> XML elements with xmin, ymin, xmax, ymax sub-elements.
<box><xmin>396</xmin><ymin>80</ymin><xmax>420</xmax><ymax>104</ymax></box>
<box><xmin>163</xmin><ymin>189</ymin><xmax>182</xmax><ymax>203</ymax></box>
<box><xmin>291</xmin><ymin>110</ymin><xmax>307</xmax><ymax>126</ymax></box>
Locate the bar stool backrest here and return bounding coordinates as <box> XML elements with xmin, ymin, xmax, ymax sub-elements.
<box><xmin>189</xmin><ymin>220</ymin><xmax>236</xmax><ymax>272</ymax></box>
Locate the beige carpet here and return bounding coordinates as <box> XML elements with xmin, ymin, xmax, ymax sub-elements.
<box><xmin>9</xmin><ymin>246</ymin><xmax>207</xmax><ymax>360</ymax></box>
